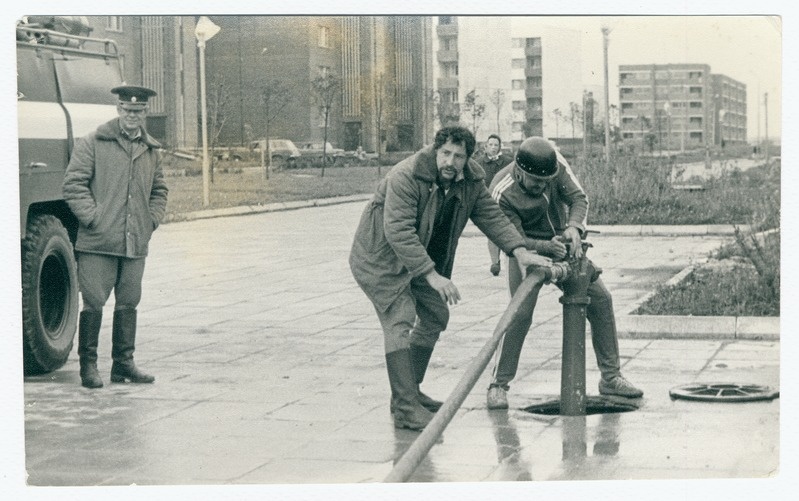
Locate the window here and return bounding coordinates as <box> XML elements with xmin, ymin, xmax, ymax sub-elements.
<box><xmin>528</xmin><ymin>56</ymin><xmax>541</xmax><ymax>68</ymax></box>
<box><xmin>512</xmin><ymin>58</ymin><xmax>525</xmax><ymax>69</ymax></box>
<box><xmin>511</xmin><ymin>38</ymin><xmax>524</xmax><ymax>48</ymax></box>
<box><xmin>512</xmin><ymin>79</ymin><xmax>525</xmax><ymax>90</ymax></box>
<box><xmin>107</xmin><ymin>16</ymin><xmax>122</xmax><ymax>31</ymax></box>
<box><xmin>526</xmin><ymin>38</ymin><xmax>541</xmax><ymax>48</ymax></box>
<box><xmin>318</xmin><ymin>66</ymin><xmax>330</xmax><ymax>77</ymax></box>
<box><xmin>442</xmin><ymin>63</ymin><xmax>458</xmax><ymax>77</ymax></box>
<box><xmin>318</xmin><ymin>26</ymin><xmax>331</xmax><ymax>48</ymax></box>
<box><xmin>512</xmin><ymin>121</ymin><xmax>524</xmax><ymax>133</ymax></box>
<box><xmin>512</xmin><ymin>100</ymin><xmax>525</xmax><ymax>111</ymax></box>
<box><xmin>621</xmin><ymin>103</ymin><xmax>633</xmax><ymax>110</ymax></box>
<box><xmin>443</xmin><ymin>37</ymin><xmax>457</xmax><ymax>51</ymax></box>
<box><xmin>439</xmin><ymin>16</ymin><xmax>454</xmax><ymax>25</ymax></box>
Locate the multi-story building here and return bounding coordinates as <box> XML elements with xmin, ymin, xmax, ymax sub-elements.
<box><xmin>618</xmin><ymin>63</ymin><xmax>746</xmax><ymax>152</ymax></box>
<box><xmin>203</xmin><ymin>15</ymin><xmax>432</xmax><ymax>152</ymax></box>
<box><xmin>431</xmin><ymin>17</ymin><xmax>585</xmax><ymax>148</ymax></box>
<box><xmin>711</xmin><ymin>74</ymin><xmax>747</xmax><ymax>147</ymax></box>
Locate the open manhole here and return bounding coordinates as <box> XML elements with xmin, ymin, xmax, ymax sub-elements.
<box><xmin>523</xmin><ymin>396</ymin><xmax>639</xmax><ymax>415</ymax></box>
<box><xmin>669</xmin><ymin>382</ymin><xmax>779</xmax><ymax>402</ymax></box>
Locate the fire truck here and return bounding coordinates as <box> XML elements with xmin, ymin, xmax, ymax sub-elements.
<box><xmin>17</xmin><ymin>16</ymin><xmax>123</xmax><ymax>374</ymax></box>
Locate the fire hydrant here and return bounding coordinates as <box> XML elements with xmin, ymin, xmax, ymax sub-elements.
<box><xmin>558</xmin><ymin>241</ymin><xmax>602</xmax><ymax>416</ymax></box>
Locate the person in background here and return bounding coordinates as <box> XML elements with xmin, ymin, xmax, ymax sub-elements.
<box><xmin>486</xmin><ymin>137</ymin><xmax>643</xmax><ymax>409</ymax></box>
<box><xmin>63</xmin><ymin>85</ymin><xmax>168</xmax><ymax>389</ymax></box>
<box><xmin>474</xmin><ymin>134</ymin><xmax>512</xmax><ymax>276</ymax></box>
<box><xmin>349</xmin><ymin>126</ymin><xmax>552</xmax><ymax>430</ymax></box>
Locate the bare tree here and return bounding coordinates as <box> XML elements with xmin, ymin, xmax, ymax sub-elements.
<box><xmin>259</xmin><ymin>79</ymin><xmax>293</xmax><ymax>179</ymax></box>
<box><xmin>462</xmin><ymin>89</ymin><xmax>486</xmax><ymax>138</ymax></box>
<box><xmin>568</xmin><ymin>102</ymin><xmax>582</xmax><ymax>157</ymax></box>
<box><xmin>311</xmin><ymin>72</ymin><xmax>341</xmax><ymax>178</ymax></box>
<box><xmin>551</xmin><ymin>108</ymin><xmax>563</xmax><ymax>139</ymax></box>
<box><xmin>374</xmin><ymin>72</ymin><xmax>397</xmax><ymax>177</ymax></box>
<box><xmin>488</xmin><ymin>89</ymin><xmax>506</xmax><ymax>137</ymax></box>
<box><xmin>207</xmin><ymin>72</ymin><xmax>231</xmax><ymax>183</ymax></box>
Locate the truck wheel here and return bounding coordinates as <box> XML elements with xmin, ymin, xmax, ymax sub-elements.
<box><xmin>21</xmin><ymin>215</ymin><xmax>79</xmax><ymax>375</ymax></box>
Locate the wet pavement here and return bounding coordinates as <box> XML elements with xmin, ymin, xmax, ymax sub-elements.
<box><xmin>17</xmin><ymin>200</ymin><xmax>781</xmax><ymax>493</ymax></box>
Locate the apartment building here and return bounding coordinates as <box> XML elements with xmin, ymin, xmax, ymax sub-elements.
<box><xmin>431</xmin><ymin>16</ymin><xmax>584</xmax><ymax>147</ymax></box>
<box><xmin>203</xmin><ymin>16</ymin><xmax>432</xmax><ymax>152</ymax></box>
<box><xmin>618</xmin><ymin>63</ymin><xmax>747</xmax><ymax>152</ymax></box>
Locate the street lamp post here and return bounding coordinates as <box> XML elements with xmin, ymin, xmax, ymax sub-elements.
<box><xmin>194</xmin><ymin>16</ymin><xmax>221</xmax><ymax>207</ymax></box>
<box><xmin>601</xmin><ymin>25</ymin><xmax>611</xmax><ymax>162</ymax></box>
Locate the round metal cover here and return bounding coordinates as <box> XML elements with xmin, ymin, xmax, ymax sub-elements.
<box><xmin>669</xmin><ymin>382</ymin><xmax>779</xmax><ymax>402</ymax></box>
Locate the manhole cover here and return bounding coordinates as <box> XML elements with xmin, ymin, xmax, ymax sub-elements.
<box><xmin>669</xmin><ymin>382</ymin><xmax>779</xmax><ymax>402</ymax></box>
<box><xmin>523</xmin><ymin>396</ymin><xmax>638</xmax><ymax>415</ymax></box>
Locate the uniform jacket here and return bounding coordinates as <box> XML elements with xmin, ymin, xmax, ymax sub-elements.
<box><xmin>350</xmin><ymin>145</ymin><xmax>526</xmax><ymax>311</ymax></box>
<box><xmin>488</xmin><ymin>150</ymin><xmax>588</xmax><ymax>253</ymax></box>
<box><xmin>63</xmin><ymin>118</ymin><xmax>168</xmax><ymax>258</ymax></box>
<box><xmin>474</xmin><ymin>150</ymin><xmax>511</xmax><ymax>188</ymax></box>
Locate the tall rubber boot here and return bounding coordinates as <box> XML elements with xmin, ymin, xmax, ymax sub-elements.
<box><xmin>410</xmin><ymin>344</ymin><xmax>443</xmax><ymax>412</ymax></box>
<box><xmin>386</xmin><ymin>349</ymin><xmax>434</xmax><ymax>431</ymax></box>
<box><xmin>78</xmin><ymin>310</ymin><xmax>104</xmax><ymax>389</ymax></box>
<box><xmin>110</xmin><ymin>309</ymin><xmax>155</xmax><ymax>384</ymax></box>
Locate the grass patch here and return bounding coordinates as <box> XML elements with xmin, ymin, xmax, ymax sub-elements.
<box><xmin>635</xmin><ymin>263</ymin><xmax>779</xmax><ymax>317</ymax></box>
<box><xmin>162</xmin><ymin>163</ymin><xmax>384</xmax><ymax>219</ymax></box>
<box><xmin>570</xmin><ymin>156</ymin><xmax>776</xmax><ymax>224</ymax></box>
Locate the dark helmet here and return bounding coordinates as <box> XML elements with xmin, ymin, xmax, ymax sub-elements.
<box><xmin>515</xmin><ymin>137</ymin><xmax>559</xmax><ymax>180</ymax></box>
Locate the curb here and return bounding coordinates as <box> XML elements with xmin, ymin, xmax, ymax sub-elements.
<box><xmin>163</xmin><ymin>193</ymin><xmax>372</xmax><ymax>223</ymax></box>
<box><xmin>616</xmin><ymin>315</ymin><xmax>779</xmax><ymax>341</ymax></box>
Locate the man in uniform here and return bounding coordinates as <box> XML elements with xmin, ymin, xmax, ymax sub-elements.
<box><xmin>486</xmin><ymin>137</ymin><xmax>642</xmax><ymax>409</ymax></box>
<box><xmin>349</xmin><ymin>126</ymin><xmax>552</xmax><ymax>430</ymax></box>
<box><xmin>63</xmin><ymin>85</ymin><xmax>168</xmax><ymax>389</ymax></box>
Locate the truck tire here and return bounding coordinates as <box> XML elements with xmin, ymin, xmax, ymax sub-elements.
<box><xmin>21</xmin><ymin>214</ymin><xmax>79</xmax><ymax>375</ymax></box>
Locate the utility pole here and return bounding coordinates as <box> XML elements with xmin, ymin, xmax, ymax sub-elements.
<box><xmin>764</xmin><ymin>92</ymin><xmax>769</xmax><ymax>165</ymax></box>
<box><xmin>602</xmin><ymin>26</ymin><xmax>611</xmax><ymax>162</ymax></box>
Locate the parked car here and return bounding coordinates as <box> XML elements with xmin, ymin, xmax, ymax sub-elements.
<box><xmin>297</xmin><ymin>141</ymin><xmax>345</xmax><ymax>165</ymax></box>
<box><xmin>249</xmin><ymin>139</ymin><xmax>301</xmax><ymax>168</ymax></box>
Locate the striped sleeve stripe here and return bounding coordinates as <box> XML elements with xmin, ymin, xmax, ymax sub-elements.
<box><xmin>491</xmin><ymin>173</ymin><xmax>515</xmax><ymax>203</ymax></box>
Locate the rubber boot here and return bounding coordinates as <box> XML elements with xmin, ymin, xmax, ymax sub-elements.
<box><xmin>410</xmin><ymin>344</ymin><xmax>443</xmax><ymax>412</ymax></box>
<box><xmin>78</xmin><ymin>310</ymin><xmax>104</xmax><ymax>389</ymax></box>
<box><xmin>386</xmin><ymin>349</ymin><xmax>434</xmax><ymax>431</ymax></box>
<box><xmin>110</xmin><ymin>309</ymin><xmax>155</xmax><ymax>383</ymax></box>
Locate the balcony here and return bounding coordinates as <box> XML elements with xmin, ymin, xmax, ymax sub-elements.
<box><xmin>526</xmin><ymin>107</ymin><xmax>543</xmax><ymax>120</ymax></box>
<box><xmin>437</xmin><ymin>77</ymin><xmax>459</xmax><ymax>89</ymax></box>
<box><xmin>524</xmin><ymin>66</ymin><xmax>542</xmax><ymax>78</ymax></box>
<box><xmin>525</xmin><ymin>87</ymin><xmax>542</xmax><ymax>99</ymax></box>
<box><xmin>436</xmin><ymin>49</ymin><xmax>458</xmax><ymax>63</ymax></box>
<box><xmin>436</xmin><ymin>24</ymin><xmax>458</xmax><ymax>37</ymax></box>
<box><xmin>524</xmin><ymin>45</ymin><xmax>541</xmax><ymax>57</ymax></box>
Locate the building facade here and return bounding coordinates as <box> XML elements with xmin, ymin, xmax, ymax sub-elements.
<box><xmin>431</xmin><ymin>16</ymin><xmax>585</xmax><ymax>148</ymax></box>
<box><xmin>618</xmin><ymin>63</ymin><xmax>747</xmax><ymax>152</ymax></box>
<box><xmin>202</xmin><ymin>15</ymin><xmax>432</xmax><ymax>153</ymax></box>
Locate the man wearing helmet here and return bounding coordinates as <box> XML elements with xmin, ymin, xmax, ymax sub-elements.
<box><xmin>485</xmin><ymin>137</ymin><xmax>643</xmax><ymax>409</ymax></box>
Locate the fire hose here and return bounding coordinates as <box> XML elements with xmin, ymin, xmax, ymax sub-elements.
<box><xmin>384</xmin><ymin>261</ymin><xmax>568</xmax><ymax>483</ymax></box>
